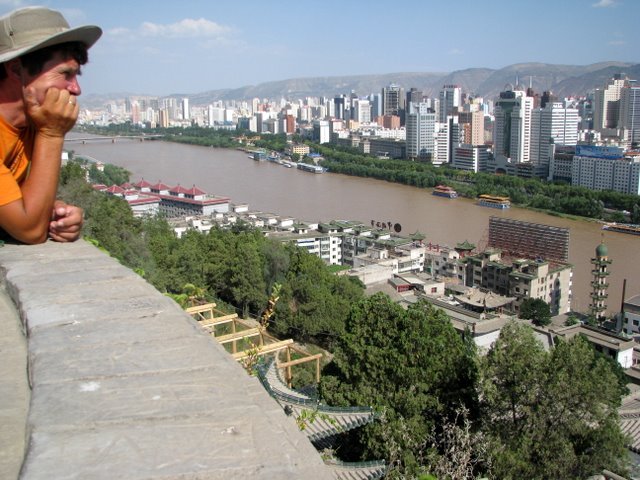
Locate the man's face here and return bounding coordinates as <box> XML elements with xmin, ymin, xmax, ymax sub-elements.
<box><xmin>22</xmin><ymin>51</ymin><xmax>82</xmax><ymax>105</ymax></box>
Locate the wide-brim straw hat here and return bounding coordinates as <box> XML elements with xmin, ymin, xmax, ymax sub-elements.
<box><xmin>0</xmin><ymin>6</ymin><xmax>102</xmax><ymax>64</ymax></box>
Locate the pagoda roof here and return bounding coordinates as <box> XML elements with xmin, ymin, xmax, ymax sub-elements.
<box><xmin>105</xmin><ymin>185</ymin><xmax>125</xmax><ymax>194</ymax></box>
<box><xmin>184</xmin><ymin>185</ymin><xmax>207</xmax><ymax>196</ymax></box>
<box><xmin>456</xmin><ymin>240</ymin><xmax>476</xmax><ymax>251</ymax></box>
<box><xmin>133</xmin><ymin>178</ymin><xmax>153</xmax><ymax>188</ymax></box>
<box><xmin>170</xmin><ymin>184</ymin><xmax>191</xmax><ymax>195</ymax></box>
<box><xmin>150</xmin><ymin>181</ymin><xmax>172</xmax><ymax>191</ymax></box>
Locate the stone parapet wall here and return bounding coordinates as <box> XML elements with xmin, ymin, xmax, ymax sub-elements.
<box><xmin>0</xmin><ymin>240</ymin><xmax>332</xmax><ymax>480</ymax></box>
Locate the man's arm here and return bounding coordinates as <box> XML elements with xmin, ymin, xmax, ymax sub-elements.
<box><xmin>0</xmin><ymin>87</ymin><xmax>77</xmax><ymax>244</ymax></box>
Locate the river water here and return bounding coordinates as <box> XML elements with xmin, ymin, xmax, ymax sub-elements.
<box><xmin>65</xmin><ymin>135</ymin><xmax>640</xmax><ymax>315</ymax></box>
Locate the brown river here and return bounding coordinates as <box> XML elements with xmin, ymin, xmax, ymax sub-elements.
<box><xmin>66</xmin><ymin>136</ymin><xmax>640</xmax><ymax>315</ymax></box>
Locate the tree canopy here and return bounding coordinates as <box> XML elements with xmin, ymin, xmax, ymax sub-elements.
<box><xmin>320</xmin><ymin>294</ymin><xmax>478</xmax><ymax>476</ymax></box>
<box><xmin>518</xmin><ymin>297</ymin><xmax>552</xmax><ymax>326</ymax></box>
<box><xmin>479</xmin><ymin>321</ymin><xmax>629</xmax><ymax>479</ymax></box>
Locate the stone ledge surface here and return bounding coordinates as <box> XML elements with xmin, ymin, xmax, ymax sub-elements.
<box><xmin>0</xmin><ymin>240</ymin><xmax>333</xmax><ymax>480</ymax></box>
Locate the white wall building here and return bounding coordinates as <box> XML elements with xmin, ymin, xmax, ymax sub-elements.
<box><xmin>405</xmin><ymin>102</ymin><xmax>436</xmax><ymax>160</ymax></box>
<box><xmin>439</xmin><ymin>85</ymin><xmax>462</xmax><ymax>123</ymax></box>
<box><xmin>453</xmin><ymin>144</ymin><xmax>490</xmax><ymax>173</ymax></box>
<box><xmin>531</xmin><ymin>102</ymin><xmax>579</xmax><ymax>177</ymax></box>
<box><xmin>571</xmin><ymin>146</ymin><xmax>640</xmax><ymax>195</ymax></box>
<box><xmin>493</xmin><ymin>87</ymin><xmax>534</xmax><ymax>164</ymax></box>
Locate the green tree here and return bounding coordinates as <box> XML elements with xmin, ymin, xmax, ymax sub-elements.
<box><xmin>320</xmin><ymin>294</ymin><xmax>478</xmax><ymax>477</ymax></box>
<box><xmin>480</xmin><ymin>322</ymin><xmax>629</xmax><ymax>479</ymax></box>
<box><xmin>518</xmin><ymin>297</ymin><xmax>552</xmax><ymax>326</ymax></box>
<box><xmin>228</xmin><ymin>235</ymin><xmax>267</xmax><ymax>317</ymax></box>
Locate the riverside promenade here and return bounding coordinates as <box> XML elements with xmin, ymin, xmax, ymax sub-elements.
<box><xmin>0</xmin><ymin>240</ymin><xmax>333</xmax><ymax>479</ymax></box>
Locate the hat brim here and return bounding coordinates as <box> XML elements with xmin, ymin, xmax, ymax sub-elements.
<box><xmin>0</xmin><ymin>24</ymin><xmax>102</xmax><ymax>64</ymax></box>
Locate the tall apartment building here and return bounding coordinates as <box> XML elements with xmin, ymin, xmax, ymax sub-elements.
<box><xmin>438</xmin><ymin>85</ymin><xmax>462</xmax><ymax>123</ymax></box>
<box><xmin>434</xmin><ymin>116</ymin><xmax>461</xmax><ymax>165</ymax></box>
<box><xmin>620</xmin><ymin>81</ymin><xmax>640</xmax><ymax>148</ymax></box>
<box><xmin>313</xmin><ymin>120</ymin><xmax>330</xmax><ymax>144</ymax></box>
<box><xmin>493</xmin><ymin>87</ymin><xmax>534</xmax><ymax>165</ymax></box>
<box><xmin>406</xmin><ymin>102</ymin><xmax>436</xmax><ymax>160</ymax></box>
<box><xmin>382</xmin><ymin>84</ymin><xmax>405</xmax><ymax>119</ymax></box>
<box><xmin>530</xmin><ymin>102</ymin><xmax>579</xmax><ymax>177</ymax></box>
<box><xmin>458</xmin><ymin>110</ymin><xmax>485</xmax><ymax>146</ymax></box>
<box><xmin>352</xmin><ymin>99</ymin><xmax>371</xmax><ymax>123</ymax></box>
<box><xmin>181</xmin><ymin>98</ymin><xmax>190</xmax><ymax>121</ymax></box>
<box><xmin>593</xmin><ymin>74</ymin><xmax>627</xmax><ymax>133</ymax></box>
<box><xmin>334</xmin><ymin>95</ymin><xmax>347</xmax><ymax>120</ymax></box>
<box><xmin>571</xmin><ymin>146</ymin><xmax>640</xmax><ymax>195</ymax></box>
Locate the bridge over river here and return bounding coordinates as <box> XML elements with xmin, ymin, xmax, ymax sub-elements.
<box><xmin>65</xmin><ymin>134</ymin><xmax>163</xmax><ymax>144</ymax></box>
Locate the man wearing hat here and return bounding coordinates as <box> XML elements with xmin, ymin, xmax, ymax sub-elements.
<box><xmin>0</xmin><ymin>7</ymin><xmax>101</xmax><ymax>244</ymax></box>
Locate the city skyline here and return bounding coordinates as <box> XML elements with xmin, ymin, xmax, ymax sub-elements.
<box><xmin>1</xmin><ymin>0</ymin><xmax>636</xmax><ymax>96</ymax></box>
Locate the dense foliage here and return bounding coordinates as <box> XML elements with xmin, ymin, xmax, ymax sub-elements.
<box><xmin>320</xmin><ymin>294</ymin><xmax>479</xmax><ymax>477</ymax></box>
<box><xmin>518</xmin><ymin>297</ymin><xmax>552</xmax><ymax>326</ymax></box>
<box><xmin>479</xmin><ymin>322</ymin><xmax>629</xmax><ymax>479</ymax></box>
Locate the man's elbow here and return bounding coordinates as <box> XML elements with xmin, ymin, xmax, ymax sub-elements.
<box><xmin>5</xmin><ymin>226</ymin><xmax>50</xmax><ymax>245</ymax></box>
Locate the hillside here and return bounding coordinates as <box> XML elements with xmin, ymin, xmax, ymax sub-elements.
<box><xmin>84</xmin><ymin>61</ymin><xmax>638</xmax><ymax>107</ymax></box>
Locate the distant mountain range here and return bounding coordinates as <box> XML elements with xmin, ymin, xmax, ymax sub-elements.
<box><xmin>85</xmin><ymin>61</ymin><xmax>640</xmax><ymax>108</ymax></box>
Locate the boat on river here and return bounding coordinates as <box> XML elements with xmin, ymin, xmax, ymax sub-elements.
<box><xmin>602</xmin><ymin>223</ymin><xmax>640</xmax><ymax>236</ymax></box>
<box><xmin>477</xmin><ymin>194</ymin><xmax>511</xmax><ymax>209</ymax></box>
<box><xmin>297</xmin><ymin>162</ymin><xmax>325</xmax><ymax>173</ymax></box>
<box><xmin>432</xmin><ymin>185</ymin><xmax>458</xmax><ymax>198</ymax></box>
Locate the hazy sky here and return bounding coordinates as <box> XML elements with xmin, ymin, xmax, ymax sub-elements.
<box><xmin>1</xmin><ymin>0</ymin><xmax>637</xmax><ymax>96</ymax></box>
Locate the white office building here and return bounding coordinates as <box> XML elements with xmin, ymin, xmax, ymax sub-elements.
<box><xmin>406</xmin><ymin>102</ymin><xmax>436</xmax><ymax>160</ymax></box>
<box><xmin>593</xmin><ymin>74</ymin><xmax>627</xmax><ymax>133</ymax></box>
<box><xmin>620</xmin><ymin>82</ymin><xmax>640</xmax><ymax>148</ymax></box>
<box><xmin>493</xmin><ymin>87</ymin><xmax>534</xmax><ymax>164</ymax></box>
<box><xmin>352</xmin><ymin>99</ymin><xmax>372</xmax><ymax>124</ymax></box>
<box><xmin>531</xmin><ymin>102</ymin><xmax>579</xmax><ymax>177</ymax></box>
<box><xmin>571</xmin><ymin>146</ymin><xmax>640</xmax><ymax>195</ymax></box>
<box><xmin>439</xmin><ymin>85</ymin><xmax>462</xmax><ymax>123</ymax></box>
<box><xmin>453</xmin><ymin>144</ymin><xmax>490</xmax><ymax>173</ymax></box>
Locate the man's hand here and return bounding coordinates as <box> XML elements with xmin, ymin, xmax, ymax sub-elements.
<box><xmin>49</xmin><ymin>200</ymin><xmax>83</xmax><ymax>242</ymax></box>
<box><xmin>23</xmin><ymin>86</ymin><xmax>78</xmax><ymax>139</ymax></box>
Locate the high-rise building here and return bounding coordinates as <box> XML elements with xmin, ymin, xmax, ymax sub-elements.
<box><xmin>406</xmin><ymin>102</ymin><xmax>436</xmax><ymax>160</ymax></box>
<box><xmin>438</xmin><ymin>85</ymin><xmax>461</xmax><ymax>123</ymax></box>
<box><xmin>406</xmin><ymin>88</ymin><xmax>424</xmax><ymax>111</ymax></box>
<box><xmin>352</xmin><ymin>99</ymin><xmax>371</xmax><ymax>123</ymax></box>
<box><xmin>382</xmin><ymin>84</ymin><xmax>405</xmax><ymax>119</ymax></box>
<box><xmin>530</xmin><ymin>102</ymin><xmax>579</xmax><ymax>177</ymax></box>
<box><xmin>334</xmin><ymin>95</ymin><xmax>346</xmax><ymax>120</ymax></box>
<box><xmin>493</xmin><ymin>87</ymin><xmax>534</xmax><ymax>164</ymax></box>
<box><xmin>181</xmin><ymin>98</ymin><xmax>190</xmax><ymax>121</ymax></box>
<box><xmin>434</xmin><ymin>116</ymin><xmax>461</xmax><ymax>165</ymax></box>
<box><xmin>619</xmin><ymin>81</ymin><xmax>640</xmax><ymax>148</ymax></box>
<box><xmin>313</xmin><ymin>120</ymin><xmax>330</xmax><ymax>144</ymax></box>
<box><xmin>593</xmin><ymin>74</ymin><xmax>628</xmax><ymax>133</ymax></box>
<box><xmin>369</xmin><ymin>93</ymin><xmax>382</xmax><ymax>119</ymax></box>
<box><xmin>458</xmin><ymin>111</ymin><xmax>485</xmax><ymax>146</ymax></box>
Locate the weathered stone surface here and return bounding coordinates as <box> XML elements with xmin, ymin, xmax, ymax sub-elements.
<box><xmin>0</xmin><ymin>240</ymin><xmax>333</xmax><ymax>480</ymax></box>
<box><xmin>0</xmin><ymin>287</ymin><xmax>29</xmax><ymax>480</ymax></box>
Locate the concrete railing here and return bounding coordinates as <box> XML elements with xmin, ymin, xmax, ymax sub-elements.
<box><xmin>0</xmin><ymin>240</ymin><xmax>333</xmax><ymax>480</ymax></box>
